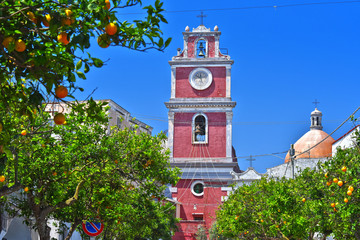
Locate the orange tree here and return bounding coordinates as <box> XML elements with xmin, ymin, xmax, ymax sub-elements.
<box><xmin>320</xmin><ymin>134</ymin><xmax>360</xmax><ymax>239</ymax></box>
<box><xmin>216</xmin><ymin>168</ymin><xmax>332</xmax><ymax>239</ymax></box>
<box><xmin>0</xmin><ymin>0</ymin><xmax>170</xmax><ymax>151</ymax></box>
<box><xmin>1</xmin><ymin>100</ymin><xmax>180</xmax><ymax>240</ymax></box>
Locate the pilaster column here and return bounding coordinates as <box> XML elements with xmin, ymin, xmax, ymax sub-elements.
<box><xmin>226</xmin><ymin>111</ymin><xmax>233</xmax><ymax>159</ymax></box>
<box><xmin>168</xmin><ymin>111</ymin><xmax>175</xmax><ymax>160</ymax></box>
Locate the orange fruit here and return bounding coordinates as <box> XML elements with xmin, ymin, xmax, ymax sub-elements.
<box><xmin>0</xmin><ymin>175</ymin><xmax>5</xmax><ymax>182</ymax></box>
<box><xmin>347</xmin><ymin>190</ymin><xmax>352</xmax><ymax>196</ymax></box>
<box><xmin>344</xmin><ymin>198</ymin><xmax>349</xmax><ymax>203</ymax></box>
<box><xmin>348</xmin><ymin>186</ymin><xmax>354</xmax><ymax>192</ymax></box>
<box><xmin>302</xmin><ymin>198</ymin><xmax>306</xmax><ymax>203</ymax></box>
<box><xmin>24</xmin><ymin>187</ymin><xmax>29</xmax><ymax>192</ymax></box>
<box><xmin>61</xmin><ymin>18</ymin><xmax>72</xmax><ymax>26</ymax></box>
<box><xmin>114</xmin><ymin>160</ymin><xmax>118</xmax><ymax>164</ymax></box>
<box><xmin>341</xmin><ymin>166</ymin><xmax>347</xmax><ymax>172</ymax></box>
<box><xmin>331</xmin><ymin>203</ymin><xmax>335</xmax><ymax>208</ymax></box>
<box><xmin>15</xmin><ymin>39</ymin><xmax>26</xmax><ymax>52</ymax></box>
<box><xmin>65</xmin><ymin>9</ymin><xmax>73</xmax><ymax>17</ymax></box>
<box><xmin>52</xmin><ymin>172</ymin><xmax>57</xmax><ymax>176</ymax></box>
<box><xmin>21</xmin><ymin>130</ymin><xmax>27</xmax><ymax>136</ymax></box>
<box><xmin>42</xmin><ymin>14</ymin><xmax>51</xmax><ymax>27</ymax></box>
<box><xmin>57</xmin><ymin>32</ymin><xmax>70</xmax><ymax>45</ymax></box>
<box><xmin>54</xmin><ymin>113</ymin><xmax>66</xmax><ymax>125</ymax></box>
<box><xmin>326</xmin><ymin>181</ymin><xmax>331</xmax><ymax>186</ymax></box>
<box><xmin>338</xmin><ymin>181</ymin><xmax>343</xmax><ymax>187</ymax></box>
<box><xmin>97</xmin><ymin>34</ymin><xmax>111</xmax><ymax>48</ymax></box>
<box><xmin>105</xmin><ymin>23</ymin><xmax>117</xmax><ymax>35</ymax></box>
<box><xmin>235</xmin><ymin>216</ymin><xmax>238</xmax><ymax>220</ymax></box>
<box><xmin>333</xmin><ymin>178</ymin><xmax>338</xmax><ymax>184</ymax></box>
<box><xmin>27</xmin><ymin>11</ymin><xmax>37</xmax><ymax>23</ymax></box>
<box><xmin>2</xmin><ymin>36</ymin><xmax>15</xmax><ymax>49</ymax></box>
<box><xmin>325</xmin><ymin>172</ymin><xmax>328</xmax><ymax>178</ymax></box>
<box><xmin>333</xmin><ymin>208</ymin><xmax>337</xmax><ymax>212</ymax></box>
<box><xmin>55</xmin><ymin>85</ymin><xmax>68</xmax><ymax>98</ymax></box>
<box><xmin>105</xmin><ymin>0</ymin><xmax>110</xmax><ymax>10</ymax></box>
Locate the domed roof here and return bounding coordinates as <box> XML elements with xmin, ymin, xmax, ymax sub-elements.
<box><xmin>285</xmin><ymin>129</ymin><xmax>334</xmax><ymax>162</ymax></box>
<box><xmin>311</xmin><ymin>108</ymin><xmax>322</xmax><ymax>115</ymax></box>
<box><xmin>285</xmin><ymin>108</ymin><xmax>334</xmax><ymax>163</ymax></box>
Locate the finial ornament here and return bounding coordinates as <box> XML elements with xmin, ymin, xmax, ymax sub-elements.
<box><xmin>185</xmin><ymin>26</ymin><xmax>190</xmax><ymax>32</ymax></box>
<box><xmin>214</xmin><ymin>25</ymin><xmax>219</xmax><ymax>31</ymax></box>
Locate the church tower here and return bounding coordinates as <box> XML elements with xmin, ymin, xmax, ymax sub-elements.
<box><xmin>165</xmin><ymin>24</ymin><xmax>237</xmax><ymax>239</ymax></box>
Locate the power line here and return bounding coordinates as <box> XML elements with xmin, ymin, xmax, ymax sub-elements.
<box><xmin>119</xmin><ymin>0</ymin><xmax>360</xmax><ymax>15</ymax></box>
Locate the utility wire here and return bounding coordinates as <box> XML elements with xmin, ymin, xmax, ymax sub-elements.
<box><xmin>119</xmin><ymin>0</ymin><xmax>360</xmax><ymax>15</ymax></box>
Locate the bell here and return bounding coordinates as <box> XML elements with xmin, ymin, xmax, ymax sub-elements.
<box><xmin>198</xmin><ymin>49</ymin><xmax>205</xmax><ymax>57</ymax></box>
<box><xmin>198</xmin><ymin>42</ymin><xmax>205</xmax><ymax>57</ymax></box>
<box><xmin>195</xmin><ymin>125</ymin><xmax>204</xmax><ymax>134</ymax></box>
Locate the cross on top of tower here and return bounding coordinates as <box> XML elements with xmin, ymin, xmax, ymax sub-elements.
<box><xmin>246</xmin><ymin>155</ymin><xmax>256</xmax><ymax>168</ymax></box>
<box><xmin>312</xmin><ymin>99</ymin><xmax>320</xmax><ymax>108</ymax></box>
<box><xmin>197</xmin><ymin>11</ymin><xmax>207</xmax><ymax>26</ymax></box>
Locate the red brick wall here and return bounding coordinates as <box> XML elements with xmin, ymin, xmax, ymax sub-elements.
<box><xmin>187</xmin><ymin>36</ymin><xmax>216</xmax><ymax>58</ymax></box>
<box><xmin>173</xmin><ymin>112</ymin><xmax>226</xmax><ymax>158</ymax></box>
<box><xmin>175</xmin><ymin>67</ymin><xmax>226</xmax><ymax>98</ymax></box>
<box><xmin>172</xmin><ymin>179</ymin><xmax>228</xmax><ymax>240</ymax></box>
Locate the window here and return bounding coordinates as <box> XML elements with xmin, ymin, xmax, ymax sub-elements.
<box><xmin>117</xmin><ymin>116</ymin><xmax>123</xmax><ymax>129</ymax></box>
<box><xmin>193</xmin><ymin>183</ymin><xmax>204</xmax><ymax>194</ymax></box>
<box><xmin>193</xmin><ymin>114</ymin><xmax>208</xmax><ymax>144</ymax></box>
<box><xmin>194</xmin><ymin>216</ymin><xmax>203</xmax><ymax>221</ymax></box>
<box><xmin>196</xmin><ymin>39</ymin><xmax>207</xmax><ymax>58</ymax></box>
<box><xmin>191</xmin><ymin>181</ymin><xmax>205</xmax><ymax>196</ymax></box>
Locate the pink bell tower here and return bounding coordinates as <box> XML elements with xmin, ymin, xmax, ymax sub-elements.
<box><xmin>165</xmin><ymin>24</ymin><xmax>237</xmax><ymax>239</ymax></box>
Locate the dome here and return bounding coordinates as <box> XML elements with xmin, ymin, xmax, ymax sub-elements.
<box><xmin>285</xmin><ymin>129</ymin><xmax>334</xmax><ymax>162</ymax></box>
<box><xmin>311</xmin><ymin>108</ymin><xmax>322</xmax><ymax>115</ymax></box>
<box><xmin>285</xmin><ymin>108</ymin><xmax>334</xmax><ymax>163</ymax></box>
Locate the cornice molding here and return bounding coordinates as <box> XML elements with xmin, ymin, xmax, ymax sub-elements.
<box><xmin>165</xmin><ymin>100</ymin><xmax>236</xmax><ymax>109</ymax></box>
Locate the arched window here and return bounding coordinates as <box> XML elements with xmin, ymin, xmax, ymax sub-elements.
<box><xmin>195</xmin><ymin>39</ymin><xmax>207</xmax><ymax>58</ymax></box>
<box><xmin>192</xmin><ymin>113</ymin><xmax>208</xmax><ymax>144</ymax></box>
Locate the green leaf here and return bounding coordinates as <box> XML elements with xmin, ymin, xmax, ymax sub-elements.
<box><xmin>88</xmin><ymin>3</ymin><xmax>97</xmax><ymax>11</ymax></box>
<box><xmin>164</xmin><ymin>38</ymin><xmax>171</xmax><ymax>48</ymax></box>
<box><xmin>84</xmin><ymin>63</ymin><xmax>90</xmax><ymax>73</ymax></box>
<box><xmin>76</xmin><ymin>60</ymin><xmax>83</xmax><ymax>70</ymax></box>
<box><xmin>76</xmin><ymin>71</ymin><xmax>86</xmax><ymax>80</ymax></box>
<box><xmin>92</xmin><ymin>58</ymin><xmax>103</xmax><ymax>68</ymax></box>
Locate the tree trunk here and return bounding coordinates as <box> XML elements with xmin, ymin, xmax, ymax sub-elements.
<box><xmin>37</xmin><ymin>219</ymin><xmax>51</xmax><ymax>240</ymax></box>
<box><xmin>64</xmin><ymin>220</ymin><xmax>81</xmax><ymax>240</ymax></box>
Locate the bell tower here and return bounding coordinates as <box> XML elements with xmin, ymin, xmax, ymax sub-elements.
<box><xmin>165</xmin><ymin>25</ymin><xmax>237</xmax><ymax>239</ymax></box>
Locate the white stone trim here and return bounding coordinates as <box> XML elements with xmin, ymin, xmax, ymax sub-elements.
<box><xmin>170</xmin><ymin>187</ymin><xmax>178</xmax><ymax>193</ymax></box>
<box><xmin>226</xmin><ymin>112</ymin><xmax>233</xmax><ymax>158</ymax></box>
<box><xmin>221</xmin><ymin>187</ymin><xmax>232</xmax><ymax>191</ymax></box>
<box><xmin>167</xmin><ymin>111</ymin><xmax>175</xmax><ymax>157</ymax></box>
<box><xmin>169</xmin><ymin>108</ymin><xmax>235</xmax><ymax>113</ymax></box>
<box><xmin>221</xmin><ymin>196</ymin><xmax>229</xmax><ymax>202</ymax></box>
<box><xmin>169</xmin><ymin>63</ymin><xmax>233</xmax><ymax>67</ymax></box>
<box><xmin>171</xmin><ymin>66</ymin><xmax>176</xmax><ymax>98</ymax></box>
<box><xmin>192</xmin><ymin>113</ymin><xmax>208</xmax><ymax>144</ymax></box>
<box><xmin>226</xmin><ymin>66</ymin><xmax>231</xmax><ymax>98</ymax></box>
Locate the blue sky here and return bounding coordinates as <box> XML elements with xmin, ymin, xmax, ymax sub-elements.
<box><xmin>74</xmin><ymin>0</ymin><xmax>360</xmax><ymax>173</ymax></box>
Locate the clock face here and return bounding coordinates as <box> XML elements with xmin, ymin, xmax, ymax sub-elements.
<box><xmin>189</xmin><ymin>68</ymin><xmax>213</xmax><ymax>90</ymax></box>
